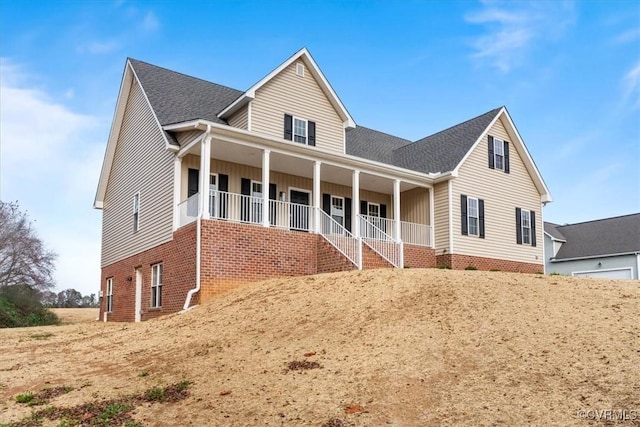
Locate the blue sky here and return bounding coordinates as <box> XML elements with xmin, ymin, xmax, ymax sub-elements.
<box><xmin>1</xmin><ymin>0</ymin><xmax>638</xmax><ymax>295</ymax></box>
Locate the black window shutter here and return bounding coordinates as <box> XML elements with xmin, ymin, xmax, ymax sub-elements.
<box><xmin>241</xmin><ymin>178</ymin><xmax>251</xmax><ymax>222</ymax></box>
<box><xmin>284</xmin><ymin>114</ymin><xmax>293</xmax><ymax>140</ymax></box>
<box><xmin>240</xmin><ymin>178</ymin><xmax>251</xmax><ymax>195</ymax></box>
<box><xmin>488</xmin><ymin>136</ymin><xmax>495</xmax><ymax>169</ymax></box>
<box><xmin>344</xmin><ymin>198</ymin><xmax>352</xmax><ymax>232</ymax></box>
<box><xmin>515</xmin><ymin>207</ymin><xmax>522</xmax><ymax>244</ymax></box>
<box><xmin>478</xmin><ymin>199</ymin><xmax>485</xmax><ymax>239</ymax></box>
<box><xmin>218</xmin><ymin>174</ymin><xmax>228</xmax><ymax>192</ymax></box>
<box><xmin>308</xmin><ymin>121</ymin><xmax>316</xmax><ymax>146</ymax></box>
<box><xmin>218</xmin><ymin>174</ymin><xmax>229</xmax><ymax>219</ymax></box>
<box><xmin>380</xmin><ymin>204</ymin><xmax>387</xmax><ymax>219</ymax></box>
<box><xmin>504</xmin><ymin>141</ymin><xmax>510</xmax><ymax>173</ymax></box>
<box><xmin>269</xmin><ymin>183</ymin><xmax>277</xmax><ymax>225</ymax></box>
<box><xmin>360</xmin><ymin>200</ymin><xmax>368</xmax><ymax>216</ymax></box>
<box><xmin>188</xmin><ymin>169</ymin><xmax>199</xmax><ymax>197</ymax></box>
<box><xmin>530</xmin><ymin>210</ymin><xmax>536</xmax><ymax>247</ymax></box>
<box><xmin>461</xmin><ymin>195</ymin><xmax>468</xmax><ymax>236</ymax></box>
<box><xmin>322</xmin><ymin>193</ymin><xmax>331</xmax><ymax>215</ymax></box>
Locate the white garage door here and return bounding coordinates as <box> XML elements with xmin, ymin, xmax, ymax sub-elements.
<box><xmin>573</xmin><ymin>268</ymin><xmax>633</xmax><ymax>280</ymax></box>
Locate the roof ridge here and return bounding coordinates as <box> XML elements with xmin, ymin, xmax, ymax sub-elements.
<box><xmin>556</xmin><ymin>212</ymin><xmax>640</xmax><ymax>228</ymax></box>
<box><xmin>349</xmin><ymin>125</ymin><xmax>412</xmax><ymax>143</ymax></box>
<box><xmin>409</xmin><ymin>106</ymin><xmax>503</xmax><ymax>145</ymax></box>
<box><xmin>128</xmin><ymin>57</ymin><xmax>242</xmax><ymax>94</ymax></box>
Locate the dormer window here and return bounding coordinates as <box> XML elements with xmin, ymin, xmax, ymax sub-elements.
<box><xmin>284</xmin><ymin>114</ymin><xmax>316</xmax><ymax>146</ymax></box>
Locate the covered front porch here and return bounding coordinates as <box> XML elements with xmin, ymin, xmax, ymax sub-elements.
<box><xmin>171</xmin><ymin>126</ymin><xmax>435</xmax><ymax>269</ymax></box>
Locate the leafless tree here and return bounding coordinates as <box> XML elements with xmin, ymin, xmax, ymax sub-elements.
<box><xmin>0</xmin><ymin>201</ymin><xmax>56</xmax><ymax>291</ymax></box>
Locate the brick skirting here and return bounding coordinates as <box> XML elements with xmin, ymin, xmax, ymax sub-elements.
<box><xmin>436</xmin><ymin>253</ymin><xmax>543</xmax><ymax>273</ymax></box>
<box><xmin>403</xmin><ymin>244</ymin><xmax>436</xmax><ymax>268</ymax></box>
<box><xmin>99</xmin><ymin>222</ymin><xmax>197</xmax><ymax>322</ymax></box>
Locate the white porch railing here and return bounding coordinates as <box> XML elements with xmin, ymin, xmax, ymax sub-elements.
<box><xmin>178</xmin><ymin>193</ymin><xmax>199</xmax><ymax>226</ymax></box>
<box><xmin>178</xmin><ymin>191</ymin><xmax>313</xmax><ymax>231</ymax></box>
<box><xmin>358</xmin><ymin>215</ymin><xmax>402</xmax><ymax>268</ymax></box>
<box><xmin>401</xmin><ymin>221</ymin><xmax>432</xmax><ymax>247</ymax></box>
<box><xmin>318</xmin><ymin>209</ymin><xmax>361</xmax><ymax>268</ymax></box>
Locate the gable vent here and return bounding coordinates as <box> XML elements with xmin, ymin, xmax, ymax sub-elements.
<box><xmin>296</xmin><ymin>63</ymin><xmax>305</xmax><ymax>77</ymax></box>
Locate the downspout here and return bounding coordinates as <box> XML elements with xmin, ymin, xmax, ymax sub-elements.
<box><xmin>182</xmin><ymin>124</ymin><xmax>212</xmax><ymax>312</ymax></box>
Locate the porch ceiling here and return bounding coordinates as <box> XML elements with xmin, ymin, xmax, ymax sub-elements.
<box><xmin>184</xmin><ymin>137</ymin><xmax>420</xmax><ymax>193</ymax></box>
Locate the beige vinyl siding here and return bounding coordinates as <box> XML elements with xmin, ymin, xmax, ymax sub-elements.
<box><xmin>400</xmin><ymin>187</ymin><xmax>430</xmax><ymax>225</ymax></box>
<box><xmin>101</xmin><ymin>79</ymin><xmax>174</xmax><ymax>267</ymax></box>
<box><xmin>452</xmin><ymin>117</ymin><xmax>543</xmax><ymax>264</ymax></box>
<box><xmin>433</xmin><ymin>182</ymin><xmax>450</xmax><ymax>252</ymax></box>
<box><xmin>175</xmin><ymin>130</ymin><xmax>202</xmax><ymax>146</ymax></box>
<box><xmin>180</xmin><ymin>157</ymin><xmax>391</xmax><ymax>216</ymax></box>
<box><xmin>228</xmin><ymin>105</ymin><xmax>249</xmax><ymax>130</ymax></box>
<box><xmin>251</xmin><ymin>61</ymin><xmax>344</xmax><ymax>154</ymax></box>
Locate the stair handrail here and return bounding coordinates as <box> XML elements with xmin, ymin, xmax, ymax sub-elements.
<box><xmin>318</xmin><ymin>209</ymin><xmax>361</xmax><ymax>269</ymax></box>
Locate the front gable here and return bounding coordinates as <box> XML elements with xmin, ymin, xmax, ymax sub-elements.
<box><xmin>220</xmin><ymin>48</ymin><xmax>354</xmax><ymax>155</ymax></box>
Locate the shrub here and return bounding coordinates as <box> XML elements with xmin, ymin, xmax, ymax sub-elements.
<box><xmin>0</xmin><ymin>285</ymin><xmax>59</xmax><ymax>328</ymax></box>
<box><xmin>465</xmin><ymin>266</ymin><xmax>478</xmax><ymax>270</ymax></box>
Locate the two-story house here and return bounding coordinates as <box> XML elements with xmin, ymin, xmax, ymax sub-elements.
<box><xmin>95</xmin><ymin>48</ymin><xmax>551</xmax><ymax>322</ymax></box>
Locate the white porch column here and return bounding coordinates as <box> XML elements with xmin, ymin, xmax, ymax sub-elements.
<box><xmin>200</xmin><ymin>135</ymin><xmax>211</xmax><ymax>219</ymax></box>
<box><xmin>172</xmin><ymin>157</ymin><xmax>182</xmax><ymax>231</ymax></box>
<box><xmin>429</xmin><ymin>187</ymin><xmax>435</xmax><ymax>248</ymax></box>
<box><xmin>352</xmin><ymin>170</ymin><xmax>360</xmax><ymax>237</ymax></box>
<box><xmin>394</xmin><ymin>179</ymin><xmax>401</xmax><ymax>242</ymax></box>
<box><xmin>262</xmin><ymin>149</ymin><xmax>270</xmax><ymax>227</ymax></box>
<box><xmin>313</xmin><ymin>161</ymin><xmax>321</xmax><ymax>233</ymax></box>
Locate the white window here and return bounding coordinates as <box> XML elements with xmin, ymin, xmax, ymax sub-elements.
<box><xmin>151</xmin><ymin>263</ymin><xmax>163</xmax><ymax>308</ymax></box>
<box><xmin>521</xmin><ymin>209</ymin><xmax>531</xmax><ymax>245</ymax></box>
<box><xmin>209</xmin><ymin>174</ymin><xmax>218</xmax><ymax>217</ymax></box>
<box><xmin>106</xmin><ymin>278</ymin><xmax>113</xmax><ymax>312</ymax></box>
<box><xmin>331</xmin><ymin>196</ymin><xmax>344</xmax><ymax>226</ymax></box>
<box><xmin>293</xmin><ymin>118</ymin><xmax>307</xmax><ymax>144</ymax></box>
<box><xmin>367</xmin><ymin>203</ymin><xmax>380</xmax><ymax>218</ymax></box>
<box><xmin>467</xmin><ymin>197</ymin><xmax>479</xmax><ymax>236</ymax></box>
<box><xmin>251</xmin><ymin>181</ymin><xmax>263</xmax><ymax>224</ymax></box>
<box><xmin>296</xmin><ymin>63</ymin><xmax>305</xmax><ymax>77</ymax></box>
<box><xmin>133</xmin><ymin>193</ymin><xmax>140</xmax><ymax>232</ymax></box>
<box><xmin>494</xmin><ymin>138</ymin><xmax>505</xmax><ymax>171</ymax></box>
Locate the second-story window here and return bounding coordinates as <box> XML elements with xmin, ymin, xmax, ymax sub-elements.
<box><xmin>294</xmin><ymin>118</ymin><xmax>307</xmax><ymax>143</ymax></box>
<box><xmin>133</xmin><ymin>192</ymin><xmax>140</xmax><ymax>232</ymax></box>
<box><xmin>284</xmin><ymin>114</ymin><xmax>316</xmax><ymax>146</ymax></box>
<box><xmin>488</xmin><ymin>135</ymin><xmax>510</xmax><ymax>173</ymax></box>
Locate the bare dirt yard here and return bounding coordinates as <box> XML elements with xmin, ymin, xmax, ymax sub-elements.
<box><xmin>1</xmin><ymin>269</ymin><xmax>638</xmax><ymax>426</ymax></box>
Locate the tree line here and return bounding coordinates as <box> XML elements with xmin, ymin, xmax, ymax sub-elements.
<box><xmin>0</xmin><ymin>201</ymin><xmax>98</xmax><ymax>327</ymax></box>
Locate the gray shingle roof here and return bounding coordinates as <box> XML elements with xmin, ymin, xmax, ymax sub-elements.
<box><xmin>544</xmin><ymin>222</ymin><xmax>566</xmax><ymax>241</ymax></box>
<box><xmin>129</xmin><ymin>58</ymin><xmax>243</xmax><ymax>126</ymax></box>
<box><xmin>390</xmin><ymin>108</ymin><xmax>502</xmax><ymax>173</ymax></box>
<box><xmin>128</xmin><ymin>58</ymin><xmax>503</xmax><ymax>175</ymax></box>
<box><xmin>345</xmin><ymin>126</ymin><xmax>411</xmax><ymax>164</ymax></box>
<box><xmin>550</xmin><ymin>214</ymin><xmax>640</xmax><ymax>260</ymax></box>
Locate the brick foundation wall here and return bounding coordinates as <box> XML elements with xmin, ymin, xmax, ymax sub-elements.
<box><xmin>435</xmin><ymin>253</ymin><xmax>543</xmax><ymax>273</ymax></box>
<box><xmin>362</xmin><ymin>243</ymin><xmax>393</xmax><ymax>269</ymax></box>
<box><xmin>403</xmin><ymin>245</ymin><xmax>436</xmax><ymax>268</ymax></box>
<box><xmin>199</xmin><ymin>221</ymin><xmax>319</xmax><ymax>301</ymax></box>
<box><xmin>317</xmin><ymin>239</ymin><xmax>358</xmax><ymax>274</ymax></box>
<box><xmin>99</xmin><ymin>223</ymin><xmax>197</xmax><ymax>322</ymax></box>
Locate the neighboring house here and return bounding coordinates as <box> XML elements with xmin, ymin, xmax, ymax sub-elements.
<box><xmin>95</xmin><ymin>48</ymin><xmax>552</xmax><ymax>322</ymax></box>
<box><xmin>544</xmin><ymin>214</ymin><xmax>640</xmax><ymax>280</ymax></box>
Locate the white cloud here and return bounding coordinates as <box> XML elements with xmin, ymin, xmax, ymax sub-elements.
<box><xmin>141</xmin><ymin>11</ymin><xmax>160</xmax><ymax>32</ymax></box>
<box><xmin>0</xmin><ymin>59</ymin><xmax>106</xmax><ymax>296</ymax></box>
<box><xmin>612</xmin><ymin>28</ymin><xmax>640</xmax><ymax>45</ymax></box>
<box><xmin>622</xmin><ymin>62</ymin><xmax>640</xmax><ymax>110</ymax></box>
<box><xmin>465</xmin><ymin>1</ymin><xmax>576</xmax><ymax>72</ymax></box>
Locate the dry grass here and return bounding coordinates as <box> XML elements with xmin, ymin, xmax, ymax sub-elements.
<box><xmin>51</xmin><ymin>308</ymin><xmax>99</xmax><ymax>324</ymax></box>
<box><xmin>1</xmin><ymin>269</ymin><xmax>638</xmax><ymax>426</ymax></box>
